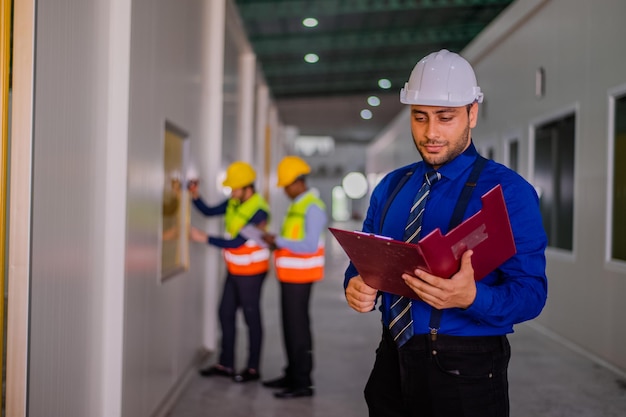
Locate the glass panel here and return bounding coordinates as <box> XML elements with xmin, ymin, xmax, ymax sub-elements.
<box><xmin>509</xmin><ymin>140</ymin><xmax>519</xmax><ymax>172</ymax></box>
<box><xmin>612</xmin><ymin>95</ymin><xmax>626</xmax><ymax>261</ymax></box>
<box><xmin>332</xmin><ymin>185</ymin><xmax>350</xmax><ymax>221</ymax></box>
<box><xmin>534</xmin><ymin>114</ymin><xmax>575</xmax><ymax>250</ymax></box>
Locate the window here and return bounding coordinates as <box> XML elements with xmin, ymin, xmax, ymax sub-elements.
<box><xmin>612</xmin><ymin>95</ymin><xmax>626</xmax><ymax>261</ymax></box>
<box><xmin>508</xmin><ymin>139</ymin><xmax>519</xmax><ymax>172</ymax></box>
<box><xmin>534</xmin><ymin>113</ymin><xmax>575</xmax><ymax>251</ymax></box>
<box><xmin>332</xmin><ymin>186</ymin><xmax>350</xmax><ymax>221</ymax></box>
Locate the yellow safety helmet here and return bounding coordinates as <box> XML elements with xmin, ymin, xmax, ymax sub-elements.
<box><xmin>222</xmin><ymin>161</ymin><xmax>256</xmax><ymax>189</ymax></box>
<box><xmin>276</xmin><ymin>156</ymin><xmax>311</xmax><ymax>187</ymax></box>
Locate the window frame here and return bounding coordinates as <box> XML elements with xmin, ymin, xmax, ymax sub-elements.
<box><xmin>606</xmin><ymin>84</ymin><xmax>626</xmax><ymax>270</ymax></box>
<box><xmin>528</xmin><ymin>103</ymin><xmax>579</xmax><ymax>258</ymax></box>
<box><xmin>503</xmin><ymin>130</ymin><xmax>523</xmax><ymax>174</ymax></box>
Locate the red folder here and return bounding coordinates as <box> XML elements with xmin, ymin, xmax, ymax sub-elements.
<box><xmin>330</xmin><ymin>184</ymin><xmax>516</xmax><ymax>299</ymax></box>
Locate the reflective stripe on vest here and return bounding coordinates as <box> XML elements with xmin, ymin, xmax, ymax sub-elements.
<box><xmin>274</xmin><ymin>245</ymin><xmax>324</xmax><ymax>283</ymax></box>
<box><xmin>275</xmin><ymin>192</ymin><xmax>326</xmax><ymax>283</ymax></box>
<box><xmin>224</xmin><ymin>240</ymin><xmax>270</xmax><ymax>275</ymax></box>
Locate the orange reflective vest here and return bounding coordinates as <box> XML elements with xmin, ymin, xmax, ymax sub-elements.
<box><xmin>274</xmin><ymin>192</ymin><xmax>325</xmax><ymax>283</ymax></box>
<box><xmin>223</xmin><ymin>193</ymin><xmax>270</xmax><ymax>275</ymax></box>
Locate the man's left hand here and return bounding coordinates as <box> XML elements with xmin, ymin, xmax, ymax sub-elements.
<box><xmin>401</xmin><ymin>250</ymin><xmax>476</xmax><ymax>309</ymax></box>
<box><xmin>262</xmin><ymin>233</ymin><xmax>278</xmax><ymax>250</ymax></box>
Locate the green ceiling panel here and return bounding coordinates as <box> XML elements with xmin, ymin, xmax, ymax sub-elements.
<box><xmin>234</xmin><ymin>0</ymin><xmax>514</xmax><ymax>98</ymax></box>
<box><xmin>251</xmin><ymin>23</ymin><xmax>485</xmax><ymax>55</ymax></box>
<box><xmin>236</xmin><ymin>0</ymin><xmax>514</xmax><ymax>20</ymax></box>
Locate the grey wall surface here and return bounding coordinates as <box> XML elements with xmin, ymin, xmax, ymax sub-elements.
<box><xmin>28</xmin><ymin>0</ymin><xmax>222</xmax><ymax>416</ymax></box>
<box><xmin>124</xmin><ymin>1</ymin><xmax>220</xmax><ymax>416</ymax></box>
<box><xmin>29</xmin><ymin>1</ymin><xmax>125</xmax><ymax>416</ymax></box>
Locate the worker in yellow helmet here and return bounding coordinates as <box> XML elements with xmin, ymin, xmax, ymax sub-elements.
<box><xmin>190</xmin><ymin>161</ymin><xmax>270</xmax><ymax>383</ymax></box>
<box><xmin>261</xmin><ymin>156</ymin><xmax>327</xmax><ymax>399</ymax></box>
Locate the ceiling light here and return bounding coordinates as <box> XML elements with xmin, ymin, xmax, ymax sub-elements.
<box><xmin>304</xmin><ymin>53</ymin><xmax>319</xmax><ymax>63</ymax></box>
<box><xmin>367</xmin><ymin>96</ymin><xmax>381</xmax><ymax>107</ymax></box>
<box><xmin>360</xmin><ymin>109</ymin><xmax>373</xmax><ymax>120</ymax></box>
<box><xmin>302</xmin><ymin>17</ymin><xmax>318</xmax><ymax>28</ymax></box>
<box><xmin>378</xmin><ymin>78</ymin><xmax>392</xmax><ymax>89</ymax></box>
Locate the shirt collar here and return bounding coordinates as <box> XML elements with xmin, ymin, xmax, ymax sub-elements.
<box><xmin>423</xmin><ymin>141</ymin><xmax>479</xmax><ymax>182</ymax></box>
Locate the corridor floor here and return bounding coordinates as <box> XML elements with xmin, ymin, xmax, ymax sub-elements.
<box><xmin>167</xmin><ymin>221</ymin><xmax>626</xmax><ymax>417</ymax></box>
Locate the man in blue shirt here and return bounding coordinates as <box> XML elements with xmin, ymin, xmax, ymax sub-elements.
<box><xmin>344</xmin><ymin>49</ymin><xmax>547</xmax><ymax>417</ymax></box>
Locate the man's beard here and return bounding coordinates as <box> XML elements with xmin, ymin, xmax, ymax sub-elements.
<box><xmin>413</xmin><ymin>123</ymin><xmax>471</xmax><ymax>167</ymax></box>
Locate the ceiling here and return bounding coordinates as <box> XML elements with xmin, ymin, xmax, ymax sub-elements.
<box><xmin>233</xmin><ymin>0</ymin><xmax>515</xmax><ymax>144</ymax></box>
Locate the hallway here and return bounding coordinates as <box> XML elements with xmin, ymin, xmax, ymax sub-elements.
<box><xmin>167</xmin><ymin>221</ymin><xmax>626</xmax><ymax>417</ymax></box>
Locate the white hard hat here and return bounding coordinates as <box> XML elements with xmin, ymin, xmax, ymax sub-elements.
<box><xmin>400</xmin><ymin>49</ymin><xmax>484</xmax><ymax>107</ymax></box>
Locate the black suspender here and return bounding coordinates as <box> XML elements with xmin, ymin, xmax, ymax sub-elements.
<box><xmin>378</xmin><ymin>155</ymin><xmax>489</xmax><ymax>340</ymax></box>
<box><xmin>379</xmin><ymin>168</ymin><xmax>415</xmax><ymax>233</ymax></box>
<box><xmin>447</xmin><ymin>155</ymin><xmax>488</xmax><ymax>230</ymax></box>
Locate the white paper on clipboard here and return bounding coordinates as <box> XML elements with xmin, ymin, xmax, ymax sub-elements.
<box><xmin>240</xmin><ymin>224</ymin><xmax>269</xmax><ymax>247</ymax></box>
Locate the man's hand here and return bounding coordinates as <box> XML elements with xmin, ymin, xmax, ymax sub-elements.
<box><xmin>402</xmin><ymin>250</ymin><xmax>477</xmax><ymax>309</ymax></box>
<box><xmin>262</xmin><ymin>233</ymin><xmax>277</xmax><ymax>250</ymax></box>
<box><xmin>345</xmin><ymin>276</ymin><xmax>378</xmax><ymax>312</ymax></box>
<box><xmin>190</xmin><ymin>226</ymin><xmax>208</xmax><ymax>243</ymax></box>
<box><xmin>187</xmin><ymin>180</ymin><xmax>200</xmax><ymax>199</ymax></box>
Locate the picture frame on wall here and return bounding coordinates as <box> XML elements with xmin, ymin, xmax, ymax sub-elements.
<box><xmin>160</xmin><ymin>120</ymin><xmax>190</xmax><ymax>281</ymax></box>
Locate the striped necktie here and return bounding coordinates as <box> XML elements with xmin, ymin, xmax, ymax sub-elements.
<box><xmin>388</xmin><ymin>170</ymin><xmax>441</xmax><ymax>347</ymax></box>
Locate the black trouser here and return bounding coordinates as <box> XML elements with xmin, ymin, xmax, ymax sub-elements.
<box><xmin>280</xmin><ymin>281</ymin><xmax>314</xmax><ymax>389</ymax></box>
<box><xmin>218</xmin><ymin>271</ymin><xmax>266</xmax><ymax>370</ymax></box>
<box><xmin>364</xmin><ymin>327</ymin><xmax>511</xmax><ymax>417</ymax></box>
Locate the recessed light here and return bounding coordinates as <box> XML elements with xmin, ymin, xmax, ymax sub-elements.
<box><xmin>367</xmin><ymin>96</ymin><xmax>381</xmax><ymax>107</ymax></box>
<box><xmin>302</xmin><ymin>17</ymin><xmax>318</xmax><ymax>28</ymax></box>
<box><xmin>360</xmin><ymin>109</ymin><xmax>373</xmax><ymax>120</ymax></box>
<box><xmin>378</xmin><ymin>78</ymin><xmax>391</xmax><ymax>89</ymax></box>
<box><xmin>304</xmin><ymin>53</ymin><xmax>319</xmax><ymax>63</ymax></box>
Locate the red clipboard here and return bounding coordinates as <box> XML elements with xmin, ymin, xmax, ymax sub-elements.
<box><xmin>330</xmin><ymin>184</ymin><xmax>516</xmax><ymax>299</ymax></box>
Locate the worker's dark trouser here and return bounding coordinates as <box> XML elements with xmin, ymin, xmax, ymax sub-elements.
<box><xmin>280</xmin><ymin>281</ymin><xmax>314</xmax><ymax>389</ymax></box>
<box><xmin>218</xmin><ymin>271</ymin><xmax>266</xmax><ymax>370</ymax></box>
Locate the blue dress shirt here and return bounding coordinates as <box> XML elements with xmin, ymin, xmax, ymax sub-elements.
<box><xmin>344</xmin><ymin>142</ymin><xmax>548</xmax><ymax>336</ymax></box>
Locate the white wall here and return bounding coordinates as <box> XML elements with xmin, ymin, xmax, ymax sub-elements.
<box><xmin>27</xmin><ymin>0</ymin><xmax>228</xmax><ymax>416</ymax></box>
<box><xmin>29</xmin><ymin>1</ymin><xmax>131</xmax><ymax>416</ymax></box>
<box><xmin>366</xmin><ymin>0</ymin><xmax>626</xmax><ymax>374</ymax></box>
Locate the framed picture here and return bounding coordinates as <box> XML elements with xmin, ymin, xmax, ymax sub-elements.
<box><xmin>160</xmin><ymin>121</ymin><xmax>190</xmax><ymax>281</ymax></box>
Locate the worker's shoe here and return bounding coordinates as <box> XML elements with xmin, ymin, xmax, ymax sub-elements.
<box><xmin>233</xmin><ymin>368</ymin><xmax>260</xmax><ymax>383</ymax></box>
<box><xmin>274</xmin><ymin>387</ymin><xmax>314</xmax><ymax>399</ymax></box>
<box><xmin>198</xmin><ymin>364</ymin><xmax>233</xmax><ymax>377</ymax></box>
<box><xmin>262</xmin><ymin>376</ymin><xmax>290</xmax><ymax>388</ymax></box>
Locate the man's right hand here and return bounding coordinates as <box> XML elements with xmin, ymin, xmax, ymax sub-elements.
<box><xmin>187</xmin><ymin>180</ymin><xmax>200</xmax><ymax>199</ymax></box>
<box><xmin>345</xmin><ymin>276</ymin><xmax>378</xmax><ymax>313</ymax></box>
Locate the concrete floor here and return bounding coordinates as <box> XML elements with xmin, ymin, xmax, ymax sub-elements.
<box><xmin>166</xmin><ymin>221</ymin><xmax>626</xmax><ymax>417</ymax></box>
